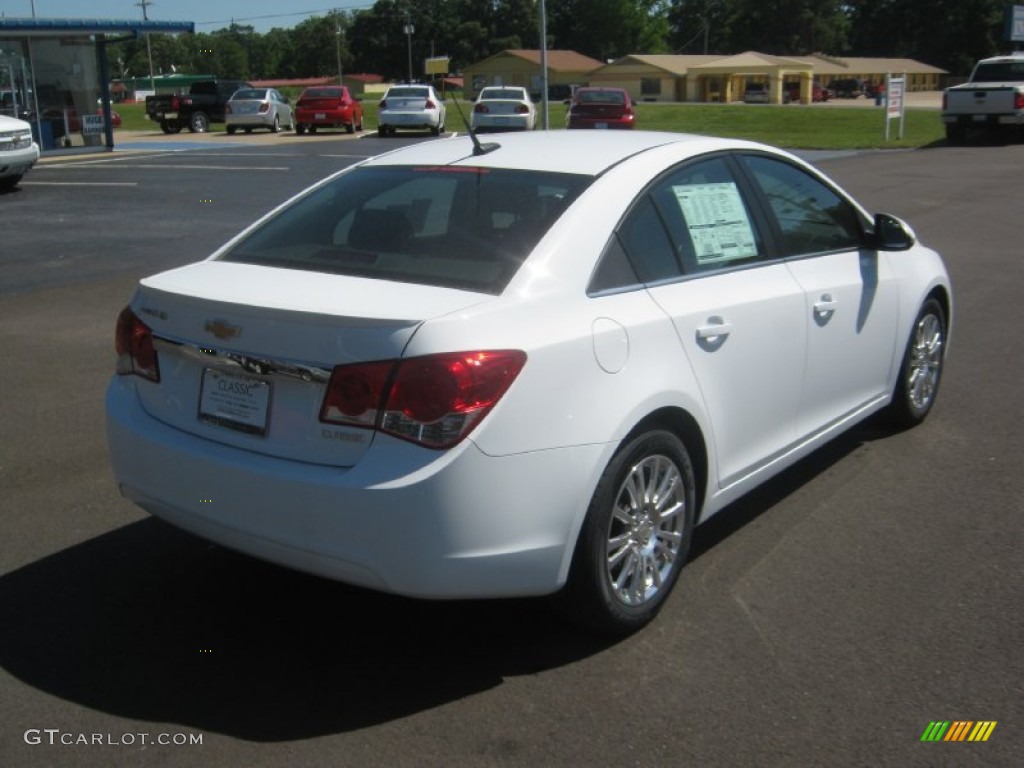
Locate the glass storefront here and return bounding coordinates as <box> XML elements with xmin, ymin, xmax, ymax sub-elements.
<box><xmin>1</xmin><ymin>36</ymin><xmax>110</xmax><ymax>150</ymax></box>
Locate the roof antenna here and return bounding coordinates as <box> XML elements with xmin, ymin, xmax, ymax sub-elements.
<box><xmin>448</xmin><ymin>93</ymin><xmax>499</xmax><ymax>156</ymax></box>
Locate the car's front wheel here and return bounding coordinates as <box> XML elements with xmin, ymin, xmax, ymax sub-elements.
<box><xmin>887</xmin><ymin>298</ymin><xmax>947</xmax><ymax>428</ymax></box>
<box><xmin>562</xmin><ymin>430</ymin><xmax>696</xmax><ymax>635</ymax></box>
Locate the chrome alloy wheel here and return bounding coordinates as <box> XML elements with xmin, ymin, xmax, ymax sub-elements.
<box><xmin>604</xmin><ymin>454</ymin><xmax>687</xmax><ymax>606</ymax></box>
<box><xmin>906</xmin><ymin>311</ymin><xmax>944</xmax><ymax>411</ymax></box>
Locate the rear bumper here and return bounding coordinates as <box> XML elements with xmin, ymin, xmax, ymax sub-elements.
<box><xmin>106</xmin><ymin>378</ymin><xmax>603</xmax><ymax>598</ymax></box>
<box><xmin>942</xmin><ymin>113</ymin><xmax>1024</xmax><ymax>126</ymax></box>
<box><xmin>226</xmin><ymin>114</ymin><xmax>277</xmax><ymax>128</ymax></box>
<box><xmin>379</xmin><ymin>113</ymin><xmax>441</xmax><ymax>130</ymax></box>
<box><xmin>296</xmin><ymin>110</ymin><xmax>352</xmax><ymax>125</ymax></box>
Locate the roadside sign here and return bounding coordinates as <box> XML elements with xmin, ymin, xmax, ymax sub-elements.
<box><xmin>81</xmin><ymin>114</ymin><xmax>104</xmax><ymax>135</ymax></box>
<box><xmin>884</xmin><ymin>74</ymin><xmax>905</xmax><ymax>140</ymax></box>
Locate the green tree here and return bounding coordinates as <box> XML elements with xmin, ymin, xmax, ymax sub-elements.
<box><xmin>846</xmin><ymin>0</ymin><xmax>1006</xmax><ymax>74</ymax></box>
<box><xmin>549</xmin><ymin>0</ymin><xmax>671</xmax><ymax>60</ymax></box>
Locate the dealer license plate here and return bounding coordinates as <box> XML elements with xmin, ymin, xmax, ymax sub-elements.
<box><xmin>315</xmin><ymin>112</ymin><xmax>326</xmax><ymax>120</ymax></box>
<box><xmin>198</xmin><ymin>368</ymin><xmax>271</xmax><ymax>436</ymax></box>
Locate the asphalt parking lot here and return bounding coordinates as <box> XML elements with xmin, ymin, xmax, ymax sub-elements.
<box><xmin>0</xmin><ymin>132</ymin><xmax>1020</xmax><ymax>768</ymax></box>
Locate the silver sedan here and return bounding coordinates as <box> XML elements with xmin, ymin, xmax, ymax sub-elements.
<box><xmin>225</xmin><ymin>88</ymin><xmax>294</xmax><ymax>134</ymax></box>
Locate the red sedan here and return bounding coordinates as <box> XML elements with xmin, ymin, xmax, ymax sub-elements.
<box><xmin>294</xmin><ymin>86</ymin><xmax>364</xmax><ymax>134</ymax></box>
<box><xmin>566</xmin><ymin>87</ymin><xmax>635</xmax><ymax>130</ymax></box>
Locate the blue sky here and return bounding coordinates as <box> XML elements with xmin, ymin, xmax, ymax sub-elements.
<box><xmin>0</xmin><ymin>1</ymin><xmax>374</xmax><ymax>33</ymax></box>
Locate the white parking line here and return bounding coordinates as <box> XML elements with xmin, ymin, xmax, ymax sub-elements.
<box><xmin>22</xmin><ymin>181</ymin><xmax>139</xmax><ymax>187</ymax></box>
<box><xmin>39</xmin><ymin>164</ymin><xmax>290</xmax><ymax>171</ymax></box>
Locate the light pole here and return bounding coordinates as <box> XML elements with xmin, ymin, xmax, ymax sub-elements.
<box><xmin>403</xmin><ymin>21</ymin><xmax>414</xmax><ymax>83</ymax></box>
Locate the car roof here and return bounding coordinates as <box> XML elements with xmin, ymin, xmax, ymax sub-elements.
<box><xmin>360</xmin><ymin>130</ymin><xmax>762</xmax><ymax>177</ymax></box>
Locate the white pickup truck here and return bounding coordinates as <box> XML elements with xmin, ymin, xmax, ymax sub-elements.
<box><xmin>942</xmin><ymin>53</ymin><xmax>1024</xmax><ymax>144</ymax></box>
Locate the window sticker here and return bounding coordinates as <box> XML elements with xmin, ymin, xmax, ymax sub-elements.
<box><xmin>672</xmin><ymin>182</ymin><xmax>758</xmax><ymax>265</ymax></box>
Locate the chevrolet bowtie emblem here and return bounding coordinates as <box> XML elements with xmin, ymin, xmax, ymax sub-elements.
<box><xmin>204</xmin><ymin>319</ymin><xmax>241</xmax><ymax>340</ymax></box>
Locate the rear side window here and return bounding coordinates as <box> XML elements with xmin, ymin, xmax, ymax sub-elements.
<box><xmin>219</xmin><ymin>166</ymin><xmax>591</xmax><ymax>294</ymax></box>
<box><xmin>590</xmin><ymin>155</ymin><xmax>765</xmax><ymax>293</ymax></box>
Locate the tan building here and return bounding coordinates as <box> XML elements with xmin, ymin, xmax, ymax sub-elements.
<box><xmin>462</xmin><ymin>49</ymin><xmax>604</xmax><ymax>100</ymax></box>
<box><xmin>589</xmin><ymin>51</ymin><xmax>946</xmax><ymax>105</ymax></box>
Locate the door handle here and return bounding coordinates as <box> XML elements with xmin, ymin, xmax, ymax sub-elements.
<box><xmin>696</xmin><ymin>318</ymin><xmax>733</xmax><ymax>339</ymax></box>
<box><xmin>813</xmin><ymin>294</ymin><xmax>838</xmax><ymax>315</ymax></box>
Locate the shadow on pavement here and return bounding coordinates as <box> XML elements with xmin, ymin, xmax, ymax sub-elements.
<box><xmin>0</xmin><ymin>519</ymin><xmax>612</xmax><ymax>741</ymax></box>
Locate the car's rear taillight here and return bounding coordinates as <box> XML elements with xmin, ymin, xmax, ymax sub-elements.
<box><xmin>115</xmin><ymin>306</ymin><xmax>160</xmax><ymax>382</ymax></box>
<box><xmin>942</xmin><ymin>92</ymin><xmax>948</xmax><ymax>110</ymax></box>
<box><xmin>1015</xmin><ymin>92</ymin><xmax>1024</xmax><ymax>110</ymax></box>
<box><xmin>425</xmin><ymin>99</ymin><xmax>436</xmax><ymax>109</ymax></box>
<box><xmin>474</xmin><ymin>104</ymin><xmax>489</xmax><ymax>113</ymax></box>
<box><xmin>171</xmin><ymin>96</ymin><xmax>181</xmax><ymax>110</ymax></box>
<box><xmin>514</xmin><ymin>105</ymin><xmax>528</xmax><ymax>114</ymax></box>
<box><xmin>225</xmin><ymin>103</ymin><xmax>233</xmax><ymax>113</ymax></box>
<box><xmin>320</xmin><ymin>351</ymin><xmax>526</xmax><ymax>449</ymax></box>
<box><xmin>259</xmin><ymin>102</ymin><xmax>270</xmax><ymax>113</ymax></box>
<box><xmin>379</xmin><ymin>99</ymin><xmax>387</xmax><ymax>109</ymax></box>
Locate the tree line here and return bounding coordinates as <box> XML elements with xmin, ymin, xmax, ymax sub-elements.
<box><xmin>112</xmin><ymin>0</ymin><xmax>1014</xmax><ymax>84</ymax></box>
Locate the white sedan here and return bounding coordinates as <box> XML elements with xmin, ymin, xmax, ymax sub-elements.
<box><xmin>470</xmin><ymin>86</ymin><xmax>537</xmax><ymax>131</ymax></box>
<box><xmin>106</xmin><ymin>131</ymin><xmax>951</xmax><ymax>634</ymax></box>
<box><xmin>377</xmin><ymin>84</ymin><xmax>446</xmax><ymax>136</ymax></box>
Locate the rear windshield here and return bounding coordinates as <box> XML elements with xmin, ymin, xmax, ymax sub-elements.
<box><xmin>387</xmin><ymin>87</ymin><xmax>429</xmax><ymax>98</ymax></box>
<box><xmin>219</xmin><ymin>166</ymin><xmax>592</xmax><ymax>294</ymax></box>
<box><xmin>972</xmin><ymin>61</ymin><xmax>1024</xmax><ymax>82</ymax></box>
<box><xmin>578</xmin><ymin>90</ymin><xmax>625</xmax><ymax>105</ymax></box>
<box><xmin>303</xmin><ymin>87</ymin><xmax>342</xmax><ymax>98</ymax></box>
<box><xmin>232</xmin><ymin>89</ymin><xmax>266</xmax><ymax>100</ymax></box>
<box><xmin>482</xmin><ymin>89</ymin><xmax>526</xmax><ymax>101</ymax></box>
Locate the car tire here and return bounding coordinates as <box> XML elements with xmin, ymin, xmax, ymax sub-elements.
<box><xmin>0</xmin><ymin>174</ymin><xmax>22</xmax><ymax>191</ymax></box>
<box><xmin>345</xmin><ymin>121</ymin><xmax>355</xmax><ymax>134</ymax></box>
<box><xmin>159</xmin><ymin>120</ymin><xmax>182</xmax><ymax>134</ymax></box>
<box><xmin>886</xmin><ymin>298</ymin><xmax>947</xmax><ymax>429</ymax></box>
<box><xmin>945</xmin><ymin>125</ymin><xmax>966</xmax><ymax>145</ymax></box>
<box><xmin>561</xmin><ymin>429</ymin><xmax>696</xmax><ymax>635</ymax></box>
<box><xmin>189</xmin><ymin>111</ymin><xmax>210</xmax><ymax>133</ymax></box>
<box><xmin>271</xmin><ymin>115</ymin><xmax>280</xmax><ymax>133</ymax></box>
<box><xmin>244</xmin><ymin>127</ymin><xmax>253</xmax><ymax>134</ymax></box>
<box><xmin>295</xmin><ymin>124</ymin><xmax>306</xmax><ymax>135</ymax></box>
<box><xmin>378</xmin><ymin>125</ymin><xmax>386</xmax><ymax>137</ymax></box>
<box><xmin>355</xmin><ymin>117</ymin><xmax>363</xmax><ymax>132</ymax></box>
<box><xmin>226</xmin><ymin>125</ymin><xmax>237</xmax><ymax>135</ymax></box>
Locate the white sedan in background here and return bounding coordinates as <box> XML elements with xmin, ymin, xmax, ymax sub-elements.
<box><xmin>106</xmin><ymin>131</ymin><xmax>951</xmax><ymax>635</ymax></box>
<box><xmin>470</xmin><ymin>86</ymin><xmax>537</xmax><ymax>131</ymax></box>
<box><xmin>377</xmin><ymin>84</ymin><xmax>446</xmax><ymax>136</ymax></box>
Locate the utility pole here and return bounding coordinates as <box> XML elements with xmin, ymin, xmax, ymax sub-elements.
<box><xmin>136</xmin><ymin>0</ymin><xmax>156</xmax><ymax>94</ymax></box>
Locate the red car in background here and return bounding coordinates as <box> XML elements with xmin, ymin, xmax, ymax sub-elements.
<box><xmin>784</xmin><ymin>81</ymin><xmax>833</xmax><ymax>103</ymax></box>
<box><xmin>294</xmin><ymin>86</ymin><xmax>363</xmax><ymax>134</ymax></box>
<box><xmin>566</xmin><ymin>87</ymin><xmax>635</xmax><ymax>129</ymax></box>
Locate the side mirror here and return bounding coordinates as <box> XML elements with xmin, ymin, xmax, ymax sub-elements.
<box><xmin>868</xmin><ymin>212</ymin><xmax>916</xmax><ymax>251</ymax></box>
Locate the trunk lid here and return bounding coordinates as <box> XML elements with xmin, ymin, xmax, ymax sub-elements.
<box><xmin>129</xmin><ymin>261</ymin><xmax>487</xmax><ymax>467</ymax></box>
